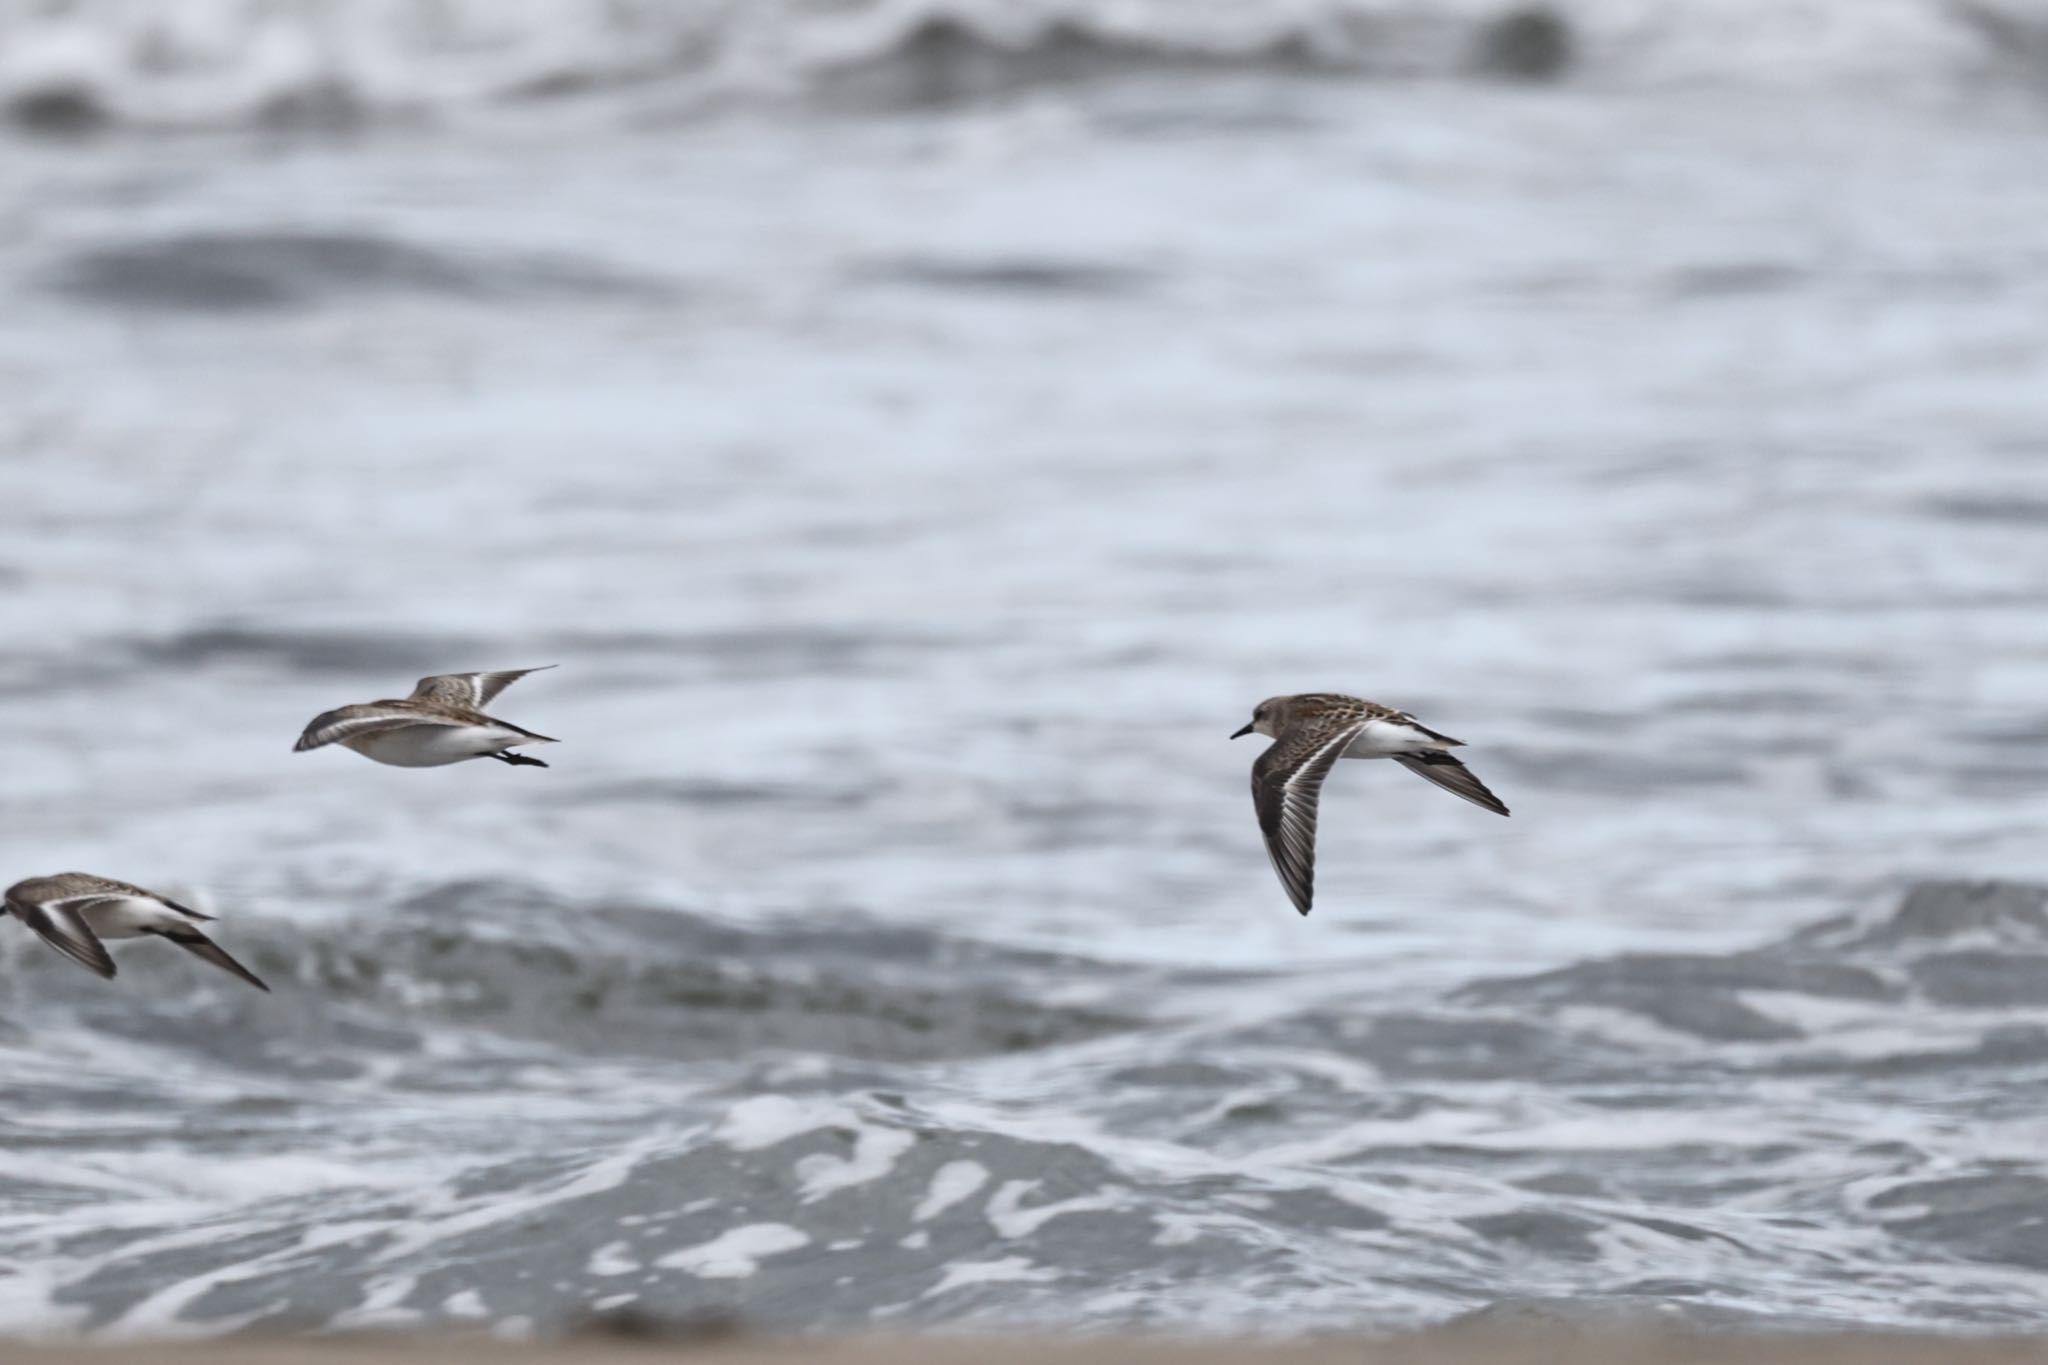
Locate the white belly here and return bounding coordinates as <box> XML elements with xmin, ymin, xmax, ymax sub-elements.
<box><xmin>1342</xmin><ymin>718</ymin><xmax>1444</xmax><ymax>758</ymax></box>
<box><xmin>347</xmin><ymin>724</ymin><xmax>525</xmax><ymax>768</ymax></box>
<box><xmin>80</xmin><ymin>896</ymin><xmax>185</xmax><ymax>940</ymax></box>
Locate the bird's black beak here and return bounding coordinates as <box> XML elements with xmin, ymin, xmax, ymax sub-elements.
<box><xmin>1230</xmin><ymin>723</ymin><xmax>1254</xmax><ymax>739</ymax></box>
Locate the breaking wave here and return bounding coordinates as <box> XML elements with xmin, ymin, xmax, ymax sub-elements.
<box><xmin>0</xmin><ymin>0</ymin><xmax>2039</xmax><ymax>134</ymax></box>
<box><xmin>0</xmin><ymin>878</ymin><xmax>1137</xmax><ymax>1066</ymax></box>
<box><xmin>6</xmin><ymin>879</ymin><xmax>2048</xmax><ymax>1335</ymax></box>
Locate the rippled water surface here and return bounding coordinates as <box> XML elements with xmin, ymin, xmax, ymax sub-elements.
<box><xmin>3</xmin><ymin>0</ymin><xmax>2048</xmax><ymax>1339</ymax></box>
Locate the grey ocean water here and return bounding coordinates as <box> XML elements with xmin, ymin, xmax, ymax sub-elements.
<box><xmin>4</xmin><ymin>0</ymin><xmax>2048</xmax><ymax>1339</ymax></box>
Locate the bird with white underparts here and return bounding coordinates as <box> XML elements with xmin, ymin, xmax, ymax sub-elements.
<box><xmin>294</xmin><ymin>667</ymin><xmax>559</xmax><ymax>769</ymax></box>
<box><xmin>4</xmin><ymin>872</ymin><xmax>268</xmax><ymax>990</ymax></box>
<box><xmin>1233</xmin><ymin>693</ymin><xmax>1509</xmax><ymax>916</ymax></box>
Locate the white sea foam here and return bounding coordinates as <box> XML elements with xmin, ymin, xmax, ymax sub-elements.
<box><xmin>913</xmin><ymin>1160</ymin><xmax>991</xmax><ymax>1222</ymax></box>
<box><xmin>441</xmin><ymin>1291</ymin><xmax>487</xmax><ymax>1319</ymax></box>
<box><xmin>985</xmin><ymin>1180</ymin><xmax>1123</xmax><ymax>1238</ymax></box>
<box><xmin>921</xmin><ymin>1257</ymin><xmax>1059</xmax><ymax>1299</ymax></box>
<box><xmin>716</xmin><ymin>1095</ymin><xmax>851</xmax><ymax>1151</ymax></box>
<box><xmin>712</xmin><ymin>1094</ymin><xmax>917</xmax><ymax>1200</ymax></box>
<box><xmin>331</xmin><ymin>1275</ymin><xmax>421</xmax><ymax>1330</ymax></box>
<box><xmin>797</xmin><ymin>1126</ymin><xmax>918</xmax><ymax>1201</ymax></box>
<box><xmin>657</xmin><ymin>1224</ymin><xmax>813</xmax><ymax>1279</ymax></box>
<box><xmin>586</xmin><ymin>1242</ymin><xmax>639</xmax><ymax>1277</ymax></box>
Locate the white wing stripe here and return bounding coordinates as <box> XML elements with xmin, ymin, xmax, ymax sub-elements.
<box><xmin>1256</xmin><ymin>720</ymin><xmax>1367</xmax><ymax>914</ymax></box>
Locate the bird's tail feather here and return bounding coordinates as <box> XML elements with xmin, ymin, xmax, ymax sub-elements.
<box><xmin>494</xmin><ymin>720</ymin><xmax>557</xmax><ymax>744</ymax></box>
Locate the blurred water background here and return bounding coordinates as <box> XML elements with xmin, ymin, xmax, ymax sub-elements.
<box><xmin>3</xmin><ymin>0</ymin><xmax>2048</xmax><ymax>1340</ymax></box>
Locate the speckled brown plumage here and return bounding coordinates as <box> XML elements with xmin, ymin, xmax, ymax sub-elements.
<box><xmin>1235</xmin><ymin>692</ymin><xmax>1508</xmax><ymax>916</ymax></box>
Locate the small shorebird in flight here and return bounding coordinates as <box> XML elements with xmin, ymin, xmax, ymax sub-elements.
<box><xmin>4</xmin><ymin>873</ymin><xmax>269</xmax><ymax>990</ymax></box>
<box><xmin>294</xmin><ymin>668</ymin><xmax>558</xmax><ymax>769</ymax></box>
<box><xmin>1233</xmin><ymin>693</ymin><xmax>1509</xmax><ymax>916</ymax></box>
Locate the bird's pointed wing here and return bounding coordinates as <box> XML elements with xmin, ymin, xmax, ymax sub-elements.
<box><xmin>408</xmin><ymin>667</ymin><xmax>555</xmax><ymax>709</ymax></box>
<box><xmin>294</xmin><ymin>707</ymin><xmax>447</xmax><ymax>752</ymax></box>
<box><xmin>9</xmin><ymin>898</ymin><xmax>116</xmax><ymax>979</ymax></box>
<box><xmin>1393</xmin><ymin>753</ymin><xmax>1510</xmax><ymax>816</ymax></box>
<box><xmin>1251</xmin><ymin>717</ymin><xmax>1369</xmax><ymax>916</ymax></box>
<box><xmin>162</xmin><ymin>929</ymin><xmax>270</xmax><ymax>993</ymax></box>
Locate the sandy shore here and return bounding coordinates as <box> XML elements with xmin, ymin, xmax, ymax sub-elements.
<box><xmin>10</xmin><ymin>1332</ymin><xmax>2048</xmax><ymax>1365</ymax></box>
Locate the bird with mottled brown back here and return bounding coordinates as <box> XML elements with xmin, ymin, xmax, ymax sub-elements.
<box><xmin>1232</xmin><ymin>693</ymin><xmax>1508</xmax><ymax>916</ymax></box>
<box><xmin>294</xmin><ymin>667</ymin><xmax>559</xmax><ymax>769</ymax></box>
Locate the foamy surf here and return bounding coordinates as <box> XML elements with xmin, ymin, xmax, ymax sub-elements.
<box><xmin>2</xmin><ymin>880</ymin><xmax>2047</xmax><ymax>1336</ymax></box>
